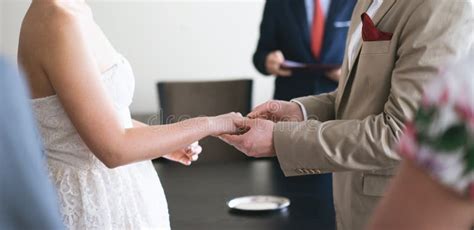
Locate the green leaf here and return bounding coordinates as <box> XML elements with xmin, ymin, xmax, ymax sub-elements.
<box><xmin>415</xmin><ymin>106</ymin><xmax>436</xmax><ymax>129</ymax></box>
<box><xmin>464</xmin><ymin>144</ymin><xmax>474</xmax><ymax>175</ymax></box>
<box><xmin>432</xmin><ymin>124</ymin><xmax>468</xmax><ymax>152</ymax></box>
<box><xmin>414</xmin><ymin>106</ymin><xmax>437</xmax><ymax>144</ymax></box>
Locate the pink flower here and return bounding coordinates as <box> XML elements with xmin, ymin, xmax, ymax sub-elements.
<box><xmin>398</xmin><ymin>122</ymin><xmax>418</xmax><ymax>158</ymax></box>
<box><xmin>439</xmin><ymin>88</ymin><xmax>450</xmax><ymax>105</ymax></box>
<box><xmin>421</xmin><ymin>96</ymin><xmax>432</xmax><ymax>108</ymax></box>
<box><xmin>455</xmin><ymin>102</ymin><xmax>474</xmax><ymax>130</ymax></box>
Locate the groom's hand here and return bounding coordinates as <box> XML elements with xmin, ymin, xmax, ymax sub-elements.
<box><xmin>220</xmin><ymin>119</ymin><xmax>276</xmax><ymax>158</ymax></box>
<box><xmin>163</xmin><ymin>142</ymin><xmax>202</xmax><ymax>166</ymax></box>
<box><xmin>248</xmin><ymin>100</ymin><xmax>303</xmax><ymax>122</ymax></box>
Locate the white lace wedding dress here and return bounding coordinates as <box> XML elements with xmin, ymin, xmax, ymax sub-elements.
<box><xmin>32</xmin><ymin>54</ymin><xmax>170</xmax><ymax>230</ymax></box>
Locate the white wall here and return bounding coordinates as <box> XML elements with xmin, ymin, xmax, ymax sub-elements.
<box><xmin>0</xmin><ymin>0</ymin><xmax>274</xmax><ymax>114</ymax></box>
<box><xmin>1</xmin><ymin>0</ymin><xmax>26</xmax><ymax>60</ymax></box>
<box><xmin>0</xmin><ymin>0</ymin><xmax>3</xmax><ymax>48</ymax></box>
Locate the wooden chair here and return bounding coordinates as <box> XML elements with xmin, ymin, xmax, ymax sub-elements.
<box><xmin>156</xmin><ymin>79</ymin><xmax>253</xmax><ymax>163</ymax></box>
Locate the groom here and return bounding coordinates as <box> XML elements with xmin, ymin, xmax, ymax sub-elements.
<box><xmin>222</xmin><ymin>1</ymin><xmax>474</xmax><ymax>229</ymax></box>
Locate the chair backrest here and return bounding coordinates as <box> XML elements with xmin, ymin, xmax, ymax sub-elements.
<box><xmin>157</xmin><ymin>79</ymin><xmax>253</xmax><ymax>163</ymax></box>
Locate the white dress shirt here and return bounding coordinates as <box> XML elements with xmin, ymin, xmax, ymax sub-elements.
<box><xmin>293</xmin><ymin>0</ymin><xmax>385</xmax><ymax>120</ymax></box>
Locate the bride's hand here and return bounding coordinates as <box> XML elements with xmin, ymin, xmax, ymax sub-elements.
<box><xmin>163</xmin><ymin>142</ymin><xmax>202</xmax><ymax>166</ymax></box>
<box><xmin>209</xmin><ymin>112</ymin><xmax>249</xmax><ymax>136</ymax></box>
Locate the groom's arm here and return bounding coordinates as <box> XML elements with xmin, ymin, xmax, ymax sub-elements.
<box><xmin>273</xmin><ymin>0</ymin><xmax>474</xmax><ymax>176</ymax></box>
<box><xmin>291</xmin><ymin>91</ymin><xmax>337</xmax><ymax>122</ymax></box>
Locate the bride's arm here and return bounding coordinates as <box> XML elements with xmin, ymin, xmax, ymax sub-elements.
<box><xmin>132</xmin><ymin>119</ymin><xmax>148</xmax><ymax>128</ymax></box>
<box><xmin>132</xmin><ymin>119</ymin><xmax>203</xmax><ymax>166</ymax></box>
<box><xmin>39</xmin><ymin>12</ymin><xmax>242</xmax><ymax>168</ymax></box>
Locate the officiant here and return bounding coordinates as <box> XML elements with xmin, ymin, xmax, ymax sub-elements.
<box><xmin>253</xmin><ymin>0</ymin><xmax>356</xmax><ymax>101</ymax></box>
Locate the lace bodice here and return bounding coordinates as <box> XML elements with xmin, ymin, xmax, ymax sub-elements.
<box><xmin>32</xmin><ymin>55</ymin><xmax>135</xmax><ymax>169</ymax></box>
<box><xmin>32</xmin><ymin>55</ymin><xmax>170</xmax><ymax>230</ymax></box>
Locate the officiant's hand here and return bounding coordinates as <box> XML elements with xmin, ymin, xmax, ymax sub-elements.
<box><xmin>248</xmin><ymin>100</ymin><xmax>303</xmax><ymax>122</ymax></box>
<box><xmin>266</xmin><ymin>50</ymin><xmax>292</xmax><ymax>77</ymax></box>
<box><xmin>219</xmin><ymin>119</ymin><xmax>276</xmax><ymax>158</ymax></box>
<box><xmin>326</xmin><ymin>68</ymin><xmax>342</xmax><ymax>82</ymax></box>
<box><xmin>163</xmin><ymin>142</ymin><xmax>202</xmax><ymax>166</ymax></box>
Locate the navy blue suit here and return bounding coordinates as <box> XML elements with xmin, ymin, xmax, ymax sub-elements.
<box><xmin>253</xmin><ymin>0</ymin><xmax>356</xmax><ymax>100</ymax></box>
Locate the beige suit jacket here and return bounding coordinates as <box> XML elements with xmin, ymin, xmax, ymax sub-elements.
<box><xmin>273</xmin><ymin>1</ymin><xmax>474</xmax><ymax>229</ymax></box>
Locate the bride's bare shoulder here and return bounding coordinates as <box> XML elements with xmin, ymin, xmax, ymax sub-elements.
<box><xmin>21</xmin><ymin>2</ymin><xmax>88</xmax><ymax>48</ymax></box>
<box><xmin>19</xmin><ymin>2</ymin><xmax>93</xmax><ymax>72</ymax></box>
<box><xmin>19</xmin><ymin>2</ymin><xmax>91</xmax><ymax>97</ymax></box>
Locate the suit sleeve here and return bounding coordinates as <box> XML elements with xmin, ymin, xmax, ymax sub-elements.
<box><xmin>253</xmin><ymin>0</ymin><xmax>278</xmax><ymax>76</ymax></box>
<box><xmin>273</xmin><ymin>1</ymin><xmax>474</xmax><ymax>176</ymax></box>
<box><xmin>292</xmin><ymin>91</ymin><xmax>337</xmax><ymax>122</ymax></box>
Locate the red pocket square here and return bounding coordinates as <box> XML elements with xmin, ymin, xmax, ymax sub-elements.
<box><xmin>361</xmin><ymin>13</ymin><xmax>393</xmax><ymax>41</ymax></box>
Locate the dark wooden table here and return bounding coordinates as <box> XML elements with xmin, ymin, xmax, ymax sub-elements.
<box><xmin>154</xmin><ymin>158</ymin><xmax>335</xmax><ymax>230</ymax></box>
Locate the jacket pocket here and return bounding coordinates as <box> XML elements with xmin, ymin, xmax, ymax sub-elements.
<box><xmin>333</xmin><ymin>20</ymin><xmax>351</xmax><ymax>28</ymax></box>
<box><xmin>361</xmin><ymin>40</ymin><xmax>391</xmax><ymax>54</ymax></box>
<box><xmin>362</xmin><ymin>174</ymin><xmax>393</xmax><ymax>197</ymax></box>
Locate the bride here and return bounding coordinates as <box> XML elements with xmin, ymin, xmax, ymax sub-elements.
<box><xmin>18</xmin><ymin>0</ymin><xmax>245</xmax><ymax>229</ymax></box>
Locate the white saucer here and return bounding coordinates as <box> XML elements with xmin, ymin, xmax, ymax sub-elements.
<box><xmin>227</xmin><ymin>195</ymin><xmax>290</xmax><ymax>211</ymax></box>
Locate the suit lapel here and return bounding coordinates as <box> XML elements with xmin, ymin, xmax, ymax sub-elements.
<box><xmin>371</xmin><ymin>0</ymin><xmax>396</xmax><ymax>26</ymax></box>
<box><xmin>346</xmin><ymin>0</ymin><xmax>396</xmax><ymax>73</ymax></box>
<box><xmin>290</xmin><ymin>0</ymin><xmax>311</xmax><ymax>51</ymax></box>
<box><xmin>323</xmin><ymin>0</ymin><xmax>339</xmax><ymax>50</ymax></box>
<box><xmin>344</xmin><ymin>1</ymin><xmax>372</xmax><ymax>74</ymax></box>
<box><xmin>338</xmin><ymin>0</ymin><xmax>396</xmax><ymax>114</ymax></box>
